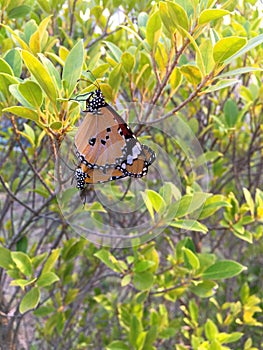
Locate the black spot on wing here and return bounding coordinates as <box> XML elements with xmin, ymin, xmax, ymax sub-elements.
<box><xmin>89</xmin><ymin>137</ymin><xmax>96</xmax><ymax>146</ymax></box>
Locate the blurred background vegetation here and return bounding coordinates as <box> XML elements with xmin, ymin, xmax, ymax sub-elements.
<box><xmin>0</xmin><ymin>0</ymin><xmax>263</xmax><ymax>349</ymax></box>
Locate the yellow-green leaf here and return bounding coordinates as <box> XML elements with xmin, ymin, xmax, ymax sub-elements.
<box><xmin>199</xmin><ymin>9</ymin><xmax>230</xmax><ymax>25</ymax></box>
<box><xmin>182</xmin><ymin>247</ymin><xmax>200</xmax><ymax>270</ymax></box>
<box><xmin>11</xmin><ymin>251</ymin><xmax>32</xmax><ymax>277</ymax></box>
<box><xmin>62</xmin><ymin>40</ymin><xmax>84</xmax><ymax>96</ymax></box>
<box><xmin>180</xmin><ymin>65</ymin><xmax>202</xmax><ymax>86</ymax></box>
<box><xmin>213</xmin><ymin>36</ymin><xmax>247</xmax><ymax>63</ymax></box>
<box><xmin>19</xmin><ymin>287</ymin><xmax>40</xmax><ymax>314</ymax></box>
<box><xmin>21</xmin><ymin>50</ymin><xmax>57</xmax><ymax>103</ymax></box>
<box><xmin>3</xmin><ymin>106</ymin><xmax>39</xmax><ymax>122</ymax></box>
<box><xmin>18</xmin><ymin>81</ymin><xmax>43</xmax><ymax>108</ymax></box>
<box><xmin>146</xmin><ymin>11</ymin><xmax>162</xmax><ymax>50</ymax></box>
<box><xmin>42</xmin><ymin>249</ymin><xmax>60</xmax><ymax>274</ymax></box>
<box><xmin>166</xmin><ymin>1</ymin><xmax>188</xmax><ymax>31</ymax></box>
<box><xmin>37</xmin><ymin>272</ymin><xmax>59</xmax><ymax>287</ymax></box>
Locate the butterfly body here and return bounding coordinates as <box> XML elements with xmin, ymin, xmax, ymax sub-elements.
<box><xmin>73</xmin><ymin>87</ymin><xmax>155</xmax><ymax>190</ymax></box>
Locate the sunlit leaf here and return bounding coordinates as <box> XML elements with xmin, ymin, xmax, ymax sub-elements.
<box><xmin>19</xmin><ymin>287</ymin><xmax>40</xmax><ymax>314</ymax></box>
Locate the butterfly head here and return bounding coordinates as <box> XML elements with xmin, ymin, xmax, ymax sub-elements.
<box><xmin>86</xmin><ymin>89</ymin><xmax>107</xmax><ymax>113</ymax></box>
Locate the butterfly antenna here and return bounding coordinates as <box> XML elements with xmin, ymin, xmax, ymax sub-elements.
<box><xmin>86</xmin><ymin>70</ymin><xmax>100</xmax><ymax>90</ymax></box>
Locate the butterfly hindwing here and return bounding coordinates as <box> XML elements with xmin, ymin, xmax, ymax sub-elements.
<box><xmin>75</xmin><ymin>163</ymin><xmax>126</xmax><ymax>188</ymax></box>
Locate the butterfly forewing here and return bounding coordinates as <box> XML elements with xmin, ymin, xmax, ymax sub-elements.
<box><xmin>75</xmin><ymin>106</ymin><xmax>138</xmax><ymax>168</ymax></box>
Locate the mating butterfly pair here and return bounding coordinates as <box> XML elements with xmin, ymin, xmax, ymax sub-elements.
<box><xmin>72</xmin><ymin>87</ymin><xmax>155</xmax><ymax>191</ymax></box>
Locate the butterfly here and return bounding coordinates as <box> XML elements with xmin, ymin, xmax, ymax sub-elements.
<box><xmin>71</xmin><ymin>83</ymin><xmax>155</xmax><ymax>190</ymax></box>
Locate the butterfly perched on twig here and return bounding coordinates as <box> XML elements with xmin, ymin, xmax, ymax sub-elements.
<box><xmin>71</xmin><ymin>78</ymin><xmax>156</xmax><ymax>192</ymax></box>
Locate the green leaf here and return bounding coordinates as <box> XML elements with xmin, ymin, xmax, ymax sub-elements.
<box><xmin>16</xmin><ymin>236</ymin><xmax>28</xmax><ymax>253</ymax></box>
<box><xmin>42</xmin><ymin>249</ymin><xmax>60</xmax><ymax>273</ymax></box>
<box><xmin>129</xmin><ymin>315</ymin><xmax>143</xmax><ymax>347</ymax></box>
<box><xmin>205</xmin><ymin>319</ymin><xmax>218</xmax><ymax>341</ymax></box>
<box><xmin>10</xmin><ymin>278</ymin><xmax>36</xmax><ymax>289</ymax></box>
<box><xmin>8</xmin><ymin>5</ymin><xmax>32</xmax><ymax>19</ymax></box>
<box><xmin>2</xmin><ymin>24</ymin><xmax>30</xmax><ymax>51</ymax></box>
<box><xmin>243</xmin><ymin>188</ymin><xmax>255</xmax><ymax>216</ymax></box>
<box><xmin>138</xmin><ymin>12</ymin><xmax>148</xmax><ymax>27</ymax></box>
<box><xmin>109</xmin><ymin>63</ymin><xmax>122</xmax><ymax>94</ymax></box>
<box><xmin>32</xmin><ymin>252</ymin><xmax>48</xmax><ymax>269</ymax></box>
<box><xmin>203</xmin><ymin>260</ymin><xmax>246</xmax><ymax>280</ymax></box>
<box><xmin>183</xmin><ymin>247</ymin><xmax>200</xmax><ymax>270</ymax></box>
<box><xmin>21</xmin><ymin>50</ymin><xmax>57</xmax><ymax>103</ymax></box>
<box><xmin>159</xmin><ymin>2</ymin><xmax>176</xmax><ymax>34</ymax></box>
<box><xmin>213</xmin><ymin>36</ymin><xmax>247</xmax><ymax>63</ymax></box>
<box><xmin>134</xmin><ymin>260</ymin><xmax>155</xmax><ymax>273</ymax></box>
<box><xmin>19</xmin><ymin>287</ymin><xmax>40</xmax><ymax>314</ymax></box>
<box><xmin>189</xmin><ymin>299</ymin><xmax>198</xmax><ymax>323</ymax></box>
<box><xmin>63</xmin><ymin>240</ymin><xmax>86</xmax><ymax>261</ymax></box>
<box><xmin>232</xmin><ymin>229</ymin><xmax>253</xmax><ymax>243</ymax></box>
<box><xmin>169</xmin><ymin>67</ymin><xmax>182</xmax><ymax>91</ymax></box>
<box><xmin>34</xmin><ymin>305</ymin><xmax>54</xmax><ymax>317</ymax></box>
<box><xmin>121</xmin><ymin>52</ymin><xmax>135</xmax><ymax>72</ymax></box>
<box><xmin>199</xmin><ymin>195</ymin><xmax>231</xmax><ymax>220</ymax></box>
<box><xmin>175</xmin><ymin>193</ymin><xmax>210</xmax><ymax>218</ymax></box>
<box><xmin>20</xmin><ymin>123</ymin><xmax>36</xmax><ymax>147</ymax></box>
<box><xmin>62</xmin><ymin>40</ymin><xmax>84</xmax><ymax>96</ymax></box>
<box><xmin>133</xmin><ymin>271</ymin><xmax>154</xmax><ymax>290</ymax></box>
<box><xmin>170</xmin><ymin>220</ymin><xmax>208</xmax><ymax>233</ymax></box>
<box><xmin>106</xmin><ymin>340</ymin><xmax>130</xmax><ymax>350</ymax></box>
<box><xmin>217</xmin><ymin>67</ymin><xmax>263</xmax><ymax>79</ymax></box>
<box><xmin>104</xmin><ymin>41</ymin><xmax>123</xmax><ymax>62</ymax></box>
<box><xmin>146</xmin><ymin>11</ymin><xmax>162</xmax><ymax>50</ymax></box>
<box><xmin>3</xmin><ymin>106</ymin><xmax>39</xmax><ymax>122</ymax></box>
<box><xmin>39</xmin><ymin>53</ymin><xmax>62</xmax><ymax>91</ymax></box>
<box><xmin>92</xmin><ymin>63</ymin><xmax>110</xmax><ymax>78</ymax></box>
<box><xmin>0</xmin><ymin>247</ymin><xmax>15</xmax><ymax>269</ymax></box>
<box><xmin>8</xmin><ymin>84</ymin><xmax>33</xmax><ymax>108</ymax></box>
<box><xmin>217</xmin><ymin>332</ymin><xmax>243</xmax><ymax>344</ymax></box>
<box><xmin>29</xmin><ymin>16</ymin><xmax>51</xmax><ymax>54</ymax></box>
<box><xmin>146</xmin><ymin>189</ymin><xmax>166</xmax><ymax>214</ymax></box>
<box><xmin>195</xmin><ymin>151</ymin><xmax>223</xmax><ymax>167</ymax></box>
<box><xmin>198</xmin><ymin>39</ymin><xmax>214</xmax><ymax>74</ymax></box>
<box><xmin>18</xmin><ymin>81</ymin><xmax>43</xmax><ymax>108</ymax></box>
<box><xmin>94</xmin><ymin>249</ymin><xmax>123</xmax><ymax>273</ymax></box>
<box><xmin>180</xmin><ymin>65</ymin><xmax>202</xmax><ymax>86</ymax></box>
<box><xmin>0</xmin><ymin>58</ymin><xmax>13</xmax><ymax>75</ymax></box>
<box><xmin>224</xmin><ymin>98</ymin><xmax>239</xmax><ymax>127</ymax></box>
<box><xmin>190</xmin><ymin>280</ymin><xmax>218</xmax><ymax>298</ymax></box>
<box><xmin>224</xmin><ymin>34</ymin><xmax>263</xmax><ymax>65</ymax></box>
<box><xmin>166</xmin><ymin>1</ymin><xmax>189</xmax><ymax>31</ymax></box>
<box><xmin>11</xmin><ymin>251</ymin><xmax>32</xmax><ymax>277</ymax></box>
<box><xmin>36</xmin><ymin>0</ymin><xmax>51</xmax><ymax>12</ymax></box>
<box><xmin>50</xmin><ymin>121</ymin><xmax>62</xmax><ymax>130</ymax></box>
<box><xmin>204</xmin><ymin>78</ymin><xmax>239</xmax><ymax>93</ymax></box>
<box><xmin>4</xmin><ymin>49</ymin><xmax>22</xmax><ymax>77</ymax></box>
<box><xmin>37</xmin><ymin>272</ymin><xmax>59</xmax><ymax>287</ymax></box>
<box><xmin>199</xmin><ymin>9</ymin><xmax>230</xmax><ymax>25</ymax></box>
<box><xmin>0</xmin><ymin>72</ymin><xmax>19</xmax><ymax>99</ymax></box>
<box><xmin>121</xmin><ymin>274</ymin><xmax>131</xmax><ymax>287</ymax></box>
<box><xmin>65</xmin><ymin>288</ymin><xmax>79</xmax><ymax>305</ymax></box>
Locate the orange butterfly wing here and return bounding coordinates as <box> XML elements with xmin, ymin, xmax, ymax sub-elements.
<box><xmin>73</xmin><ymin>89</ymin><xmax>156</xmax><ymax>190</ymax></box>
<box><xmin>75</xmin><ymin>163</ymin><xmax>126</xmax><ymax>188</ymax></box>
<box><xmin>75</xmin><ymin>107</ymin><xmax>128</xmax><ymax>168</ymax></box>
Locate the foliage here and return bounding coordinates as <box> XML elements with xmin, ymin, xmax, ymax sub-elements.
<box><xmin>0</xmin><ymin>0</ymin><xmax>262</xmax><ymax>349</ymax></box>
